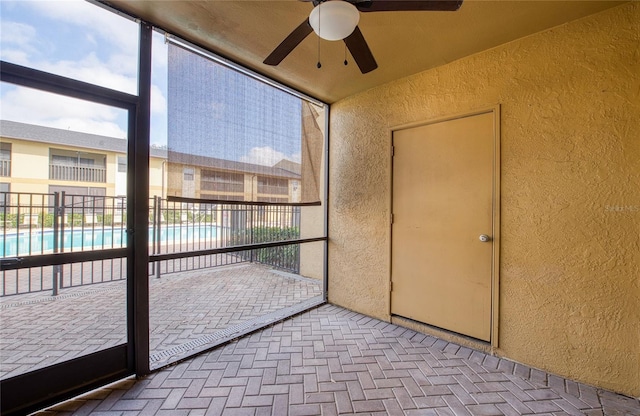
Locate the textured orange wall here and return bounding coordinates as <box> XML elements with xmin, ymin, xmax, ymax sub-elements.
<box><xmin>328</xmin><ymin>3</ymin><xmax>639</xmax><ymax>396</ymax></box>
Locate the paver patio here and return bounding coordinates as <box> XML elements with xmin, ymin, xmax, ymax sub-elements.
<box><xmin>34</xmin><ymin>304</ymin><xmax>639</xmax><ymax>415</ymax></box>
<box><xmin>2</xmin><ymin>264</ymin><xmax>638</xmax><ymax>415</ymax></box>
<box><xmin>0</xmin><ymin>263</ymin><xmax>323</xmax><ymax>378</ymax></box>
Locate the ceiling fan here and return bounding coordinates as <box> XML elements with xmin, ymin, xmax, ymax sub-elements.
<box><xmin>263</xmin><ymin>0</ymin><xmax>464</xmax><ymax>74</ymax></box>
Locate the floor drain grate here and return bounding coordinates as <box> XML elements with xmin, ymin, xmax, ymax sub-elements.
<box><xmin>150</xmin><ymin>296</ymin><xmax>325</xmax><ymax>368</ymax></box>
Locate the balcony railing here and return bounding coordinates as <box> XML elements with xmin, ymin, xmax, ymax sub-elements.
<box><xmin>201</xmin><ymin>181</ymin><xmax>244</xmax><ymax>193</ymax></box>
<box><xmin>49</xmin><ymin>164</ymin><xmax>106</xmax><ymax>183</ymax></box>
<box><xmin>0</xmin><ymin>160</ymin><xmax>10</xmax><ymax>177</ymax></box>
<box><xmin>257</xmin><ymin>185</ymin><xmax>288</xmax><ymax>195</ymax></box>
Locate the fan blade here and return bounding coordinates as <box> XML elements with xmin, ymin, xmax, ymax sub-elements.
<box><xmin>356</xmin><ymin>0</ymin><xmax>463</xmax><ymax>12</ymax></box>
<box><xmin>344</xmin><ymin>26</ymin><xmax>378</xmax><ymax>74</ymax></box>
<box><xmin>264</xmin><ymin>19</ymin><xmax>314</xmax><ymax>66</ymax></box>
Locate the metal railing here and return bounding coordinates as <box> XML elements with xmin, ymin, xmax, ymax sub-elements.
<box><xmin>257</xmin><ymin>184</ymin><xmax>288</xmax><ymax>195</ymax></box>
<box><xmin>149</xmin><ymin>197</ymin><xmax>300</xmax><ymax>277</ymax></box>
<box><xmin>1</xmin><ymin>192</ymin><xmax>301</xmax><ymax>296</ymax></box>
<box><xmin>200</xmin><ymin>181</ymin><xmax>244</xmax><ymax>193</ymax></box>
<box><xmin>0</xmin><ymin>192</ymin><xmax>126</xmax><ymax>296</ymax></box>
<box><xmin>49</xmin><ymin>164</ymin><xmax>107</xmax><ymax>183</ymax></box>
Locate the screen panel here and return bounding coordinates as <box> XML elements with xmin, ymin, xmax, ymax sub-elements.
<box><xmin>166</xmin><ymin>43</ymin><xmax>323</xmax><ymax>204</ymax></box>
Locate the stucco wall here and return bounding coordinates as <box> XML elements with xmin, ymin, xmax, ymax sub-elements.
<box><xmin>7</xmin><ymin>139</ymin><xmax>50</xmax><ymax>190</ymax></box>
<box><xmin>328</xmin><ymin>3</ymin><xmax>639</xmax><ymax>396</ymax></box>
<box><xmin>149</xmin><ymin>157</ymin><xmax>166</xmax><ymax>198</ymax></box>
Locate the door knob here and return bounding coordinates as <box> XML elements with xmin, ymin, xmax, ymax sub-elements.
<box><xmin>479</xmin><ymin>234</ymin><xmax>491</xmax><ymax>242</ymax></box>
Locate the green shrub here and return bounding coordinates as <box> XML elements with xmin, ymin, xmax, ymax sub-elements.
<box><xmin>42</xmin><ymin>213</ymin><xmax>54</xmax><ymax>227</ymax></box>
<box><xmin>161</xmin><ymin>209</ymin><xmax>180</xmax><ymax>224</ymax></box>
<box><xmin>0</xmin><ymin>213</ymin><xmax>17</xmax><ymax>228</ymax></box>
<box><xmin>228</xmin><ymin>226</ymin><xmax>300</xmax><ymax>272</ymax></box>
<box><xmin>69</xmin><ymin>213</ymin><xmax>83</xmax><ymax>226</ymax></box>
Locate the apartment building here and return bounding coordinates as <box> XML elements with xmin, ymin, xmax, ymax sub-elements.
<box><xmin>0</xmin><ymin>120</ymin><xmax>302</xmax><ymax>204</ymax></box>
<box><xmin>0</xmin><ymin>120</ymin><xmax>166</xmax><ymax>200</ymax></box>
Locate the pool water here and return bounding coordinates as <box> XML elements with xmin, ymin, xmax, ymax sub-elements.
<box><xmin>0</xmin><ymin>225</ymin><xmax>219</xmax><ymax>257</ymax></box>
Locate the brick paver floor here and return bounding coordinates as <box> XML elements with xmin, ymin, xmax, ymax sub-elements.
<box><xmin>0</xmin><ymin>263</ymin><xmax>322</xmax><ymax>378</ymax></box>
<box><xmin>36</xmin><ymin>304</ymin><xmax>639</xmax><ymax>416</ymax></box>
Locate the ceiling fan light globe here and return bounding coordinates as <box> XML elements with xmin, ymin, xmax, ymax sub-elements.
<box><xmin>309</xmin><ymin>1</ymin><xmax>360</xmax><ymax>41</ymax></box>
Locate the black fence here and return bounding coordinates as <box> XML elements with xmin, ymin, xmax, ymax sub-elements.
<box><xmin>0</xmin><ymin>192</ymin><xmax>301</xmax><ymax>296</ymax></box>
<box><xmin>149</xmin><ymin>196</ymin><xmax>301</xmax><ymax>277</ymax></box>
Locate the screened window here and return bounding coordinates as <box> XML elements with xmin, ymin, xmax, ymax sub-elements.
<box><xmin>257</xmin><ymin>176</ymin><xmax>288</xmax><ymax>195</ymax></box>
<box><xmin>146</xmin><ymin>29</ymin><xmax>327</xmax><ymax>371</ymax></box>
<box><xmin>0</xmin><ymin>143</ymin><xmax>10</xmax><ymax>177</ymax></box>
<box><xmin>51</xmin><ymin>155</ymin><xmax>74</xmax><ymax>166</ymax></box>
<box><xmin>0</xmin><ymin>143</ymin><xmax>10</xmax><ymax>160</ymax></box>
<box><xmin>117</xmin><ymin>156</ymin><xmax>127</xmax><ymax>173</ymax></box>
<box><xmin>49</xmin><ymin>150</ymin><xmax>107</xmax><ymax>183</ymax></box>
<box><xmin>51</xmin><ymin>155</ymin><xmax>96</xmax><ymax>167</ymax></box>
<box><xmin>166</xmin><ymin>42</ymin><xmax>323</xmax><ymax>204</ymax></box>
<box><xmin>201</xmin><ymin>170</ymin><xmax>244</xmax><ymax>193</ymax></box>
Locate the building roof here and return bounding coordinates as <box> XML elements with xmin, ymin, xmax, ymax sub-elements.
<box><xmin>0</xmin><ymin>120</ymin><xmax>167</xmax><ymax>159</ymax></box>
<box><xmin>274</xmin><ymin>159</ymin><xmax>302</xmax><ymax>176</ymax></box>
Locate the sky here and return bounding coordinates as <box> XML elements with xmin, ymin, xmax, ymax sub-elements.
<box><xmin>168</xmin><ymin>43</ymin><xmax>301</xmax><ymax>165</ymax></box>
<box><xmin>0</xmin><ymin>0</ymin><xmax>167</xmax><ymax>143</ymax></box>
<box><xmin>0</xmin><ymin>0</ymin><xmax>303</xmax><ymax>165</ymax></box>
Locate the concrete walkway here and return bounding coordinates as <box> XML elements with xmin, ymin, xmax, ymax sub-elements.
<box><xmin>36</xmin><ymin>304</ymin><xmax>639</xmax><ymax>416</ymax></box>
<box><xmin>0</xmin><ymin>263</ymin><xmax>322</xmax><ymax>378</ymax></box>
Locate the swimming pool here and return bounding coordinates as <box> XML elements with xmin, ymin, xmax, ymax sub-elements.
<box><xmin>0</xmin><ymin>225</ymin><xmax>220</xmax><ymax>257</ymax></box>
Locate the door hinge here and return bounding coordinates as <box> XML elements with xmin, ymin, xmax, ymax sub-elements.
<box><xmin>391</xmin><ymin>145</ymin><xmax>395</xmax><ymax>157</ymax></box>
<box><xmin>390</xmin><ymin>213</ymin><xmax>394</xmax><ymax>225</ymax></box>
<box><xmin>390</xmin><ymin>281</ymin><xmax>393</xmax><ymax>292</ymax></box>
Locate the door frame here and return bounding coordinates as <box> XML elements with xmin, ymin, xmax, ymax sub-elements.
<box><xmin>0</xmin><ymin>24</ymin><xmax>152</xmax><ymax>415</ymax></box>
<box><xmin>389</xmin><ymin>105</ymin><xmax>501</xmax><ymax>347</ymax></box>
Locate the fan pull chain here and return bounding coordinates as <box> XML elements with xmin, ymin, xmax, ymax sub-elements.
<box><xmin>344</xmin><ymin>44</ymin><xmax>348</xmax><ymax>66</ymax></box>
<box><xmin>317</xmin><ymin>6</ymin><xmax>322</xmax><ymax>69</ymax></box>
